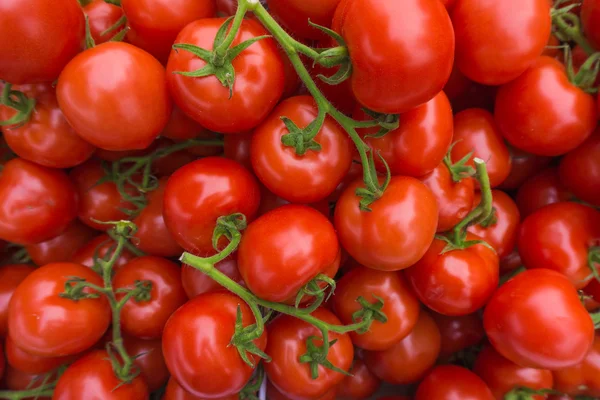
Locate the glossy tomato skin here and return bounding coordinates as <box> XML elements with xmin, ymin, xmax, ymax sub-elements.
<box><xmin>8</xmin><ymin>263</ymin><xmax>110</xmax><ymax>357</ymax></box>
<box><xmin>163</xmin><ymin>377</ymin><xmax>239</xmax><ymax>400</ymax></box>
<box><xmin>265</xmin><ymin>307</ymin><xmax>353</xmax><ymax>399</ymax></box>
<box><xmin>53</xmin><ymin>350</ymin><xmax>149</xmax><ymax>400</ymax></box>
<box><xmin>334</xmin><ymin>0</ymin><xmax>454</xmax><ymax>114</ymax></box>
<box><xmin>181</xmin><ymin>257</ymin><xmax>245</xmax><ymax>299</ymax></box>
<box><xmin>251</xmin><ymin>95</ymin><xmax>353</xmax><ymax>203</ymax></box>
<box><xmin>474</xmin><ymin>345</ymin><xmax>553</xmax><ymax>400</ymax></box>
<box><xmin>162</xmin><ymin>291</ymin><xmax>267</xmax><ymax>398</ymax></box>
<box><xmin>559</xmin><ymin>128</ymin><xmax>600</xmax><ymax>206</ymax></box>
<box><xmin>337</xmin><ymin>359</ymin><xmax>381</xmax><ymax>400</ymax></box>
<box><xmin>71</xmin><ymin>234</ymin><xmax>136</xmax><ymax>271</ymax></box>
<box><xmin>518</xmin><ymin>202</ymin><xmax>600</xmax><ymax>289</ymax></box>
<box><xmin>123</xmin><ymin>335</ymin><xmax>169</xmax><ymax>392</ymax></box>
<box><xmin>415</xmin><ymin>365</ymin><xmax>494</xmax><ymax>400</ymax></box>
<box><xmin>114</xmin><ymin>256</ymin><xmax>187</xmax><ymax>339</ymax></box>
<box><xmin>432</xmin><ymin>312</ymin><xmax>485</xmax><ymax>358</ymax></box>
<box><xmin>355</xmin><ymin>91</ymin><xmax>454</xmax><ymax>178</ymax></box>
<box><xmin>0</xmin><ymin>264</ymin><xmax>36</xmax><ymax>337</ymax></box>
<box><xmin>25</xmin><ymin>221</ymin><xmax>96</xmax><ymax>266</ymax></box>
<box><xmin>516</xmin><ymin>168</ymin><xmax>571</xmax><ymax>218</ymax></box>
<box><xmin>266</xmin><ymin>380</ymin><xmax>336</xmax><ymax>400</ymax></box>
<box><xmin>238</xmin><ymin>204</ymin><xmax>339</xmax><ymax>302</ymax></box>
<box><xmin>451</xmin><ymin>0</ymin><xmax>550</xmax><ymax>85</ymax></box>
<box><xmin>83</xmin><ymin>0</ymin><xmax>126</xmax><ymax>44</ymax></box>
<box><xmin>582</xmin><ymin>0</ymin><xmax>600</xmax><ymax>50</ymax></box>
<box><xmin>332</xmin><ymin>267</ymin><xmax>420</xmax><ymax>350</ymax></box>
<box><xmin>57</xmin><ymin>42</ymin><xmax>172</xmax><ymax>151</ymax></box>
<box><xmin>0</xmin><ymin>158</ymin><xmax>78</xmax><ymax>244</ymax></box>
<box><xmin>163</xmin><ymin>157</ymin><xmax>260</xmax><ymax>255</ymax></box>
<box><xmin>484</xmin><ymin>269</ymin><xmax>595</xmax><ymax>369</ymax></box>
<box><xmin>167</xmin><ymin>18</ymin><xmax>285</xmax><ymax>133</ymax></box>
<box><xmin>495</xmin><ymin>56</ymin><xmax>597</xmax><ymax>156</ymax></box>
<box><xmin>161</xmin><ymin>105</ymin><xmax>208</xmax><ymax>141</ymax></box>
<box><xmin>553</xmin><ymin>335</ymin><xmax>600</xmax><ymax>397</ymax></box>
<box><xmin>0</xmin><ymin>0</ymin><xmax>84</xmax><ymax>84</ymax></box>
<box><xmin>498</xmin><ymin>147</ymin><xmax>552</xmax><ymax>191</ymax></box>
<box><xmin>364</xmin><ymin>311</ymin><xmax>441</xmax><ymax>385</ymax></box>
<box><xmin>224</xmin><ymin>131</ymin><xmax>253</xmax><ymax>171</ymax></box>
<box><xmin>452</xmin><ymin>108</ymin><xmax>512</xmax><ymax>188</ymax></box>
<box><xmin>405</xmin><ymin>233</ymin><xmax>499</xmax><ymax>316</ymax></box>
<box><xmin>267</xmin><ymin>0</ymin><xmax>340</xmax><ymax>39</ymax></box>
<box><xmin>335</xmin><ymin>176</ymin><xmax>438</xmax><ymax>271</ymax></box>
<box><xmin>5</xmin><ymin>335</ymin><xmax>74</xmax><ymax>375</ymax></box>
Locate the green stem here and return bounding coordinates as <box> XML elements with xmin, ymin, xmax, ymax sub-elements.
<box><xmin>106</xmin><ymin>229</ymin><xmax>146</xmax><ymax>257</ymax></box>
<box><xmin>0</xmin><ymin>388</ymin><xmax>55</xmax><ymax>400</ymax></box>
<box><xmin>591</xmin><ymin>310</ymin><xmax>600</xmax><ymax>328</ymax></box>
<box><xmin>552</xmin><ymin>10</ymin><xmax>597</xmax><ymax>55</ymax></box>
<box><xmin>213</xmin><ymin>0</ymin><xmax>248</xmax><ymax>61</ymax></box>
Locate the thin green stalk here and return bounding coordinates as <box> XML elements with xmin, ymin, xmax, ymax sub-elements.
<box><xmin>213</xmin><ymin>0</ymin><xmax>249</xmax><ymax>61</ymax></box>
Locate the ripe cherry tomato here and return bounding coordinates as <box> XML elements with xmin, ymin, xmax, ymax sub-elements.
<box><xmin>71</xmin><ymin>234</ymin><xmax>136</xmax><ymax>271</ymax></box>
<box><xmin>355</xmin><ymin>91</ymin><xmax>454</xmax><ymax>178</ymax></box>
<box><xmin>53</xmin><ymin>350</ymin><xmax>149</xmax><ymax>400</ymax></box>
<box><xmin>484</xmin><ymin>269</ymin><xmax>595</xmax><ymax>369</ymax></box>
<box><xmin>559</xmin><ymin>128</ymin><xmax>600</xmax><ymax>206</ymax></box>
<box><xmin>57</xmin><ymin>42</ymin><xmax>172</xmax><ymax>151</ymax></box>
<box><xmin>83</xmin><ymin>0</ymin><xmax>126</xmax><ymax>44</ymax></box>
<box><xmin>238</xmin><ymin>204</ymin><xmax>339</xmax><ymax>302</ymax></box>
<box><xmin>451</xmin><ymin>0</ymin><xmax>550</xmax><ymax>85</ymax></box>
<box><xmin>123</xmin><ymin>335</ymin><xmax>169</xmax><ymax>392</ymax></box>
<box><xmin>495</xmin><ymin>56</ymin><xmax>597</xmax><ymax>156</ymax></box>
<box><xmin>333</xmin><ymin>0</ymin><xmax>454</xmax><ymax>114</ymax></box>
<box><xmin>0</xmin><ymin>158</ymin><xmax>78</xmax><ymax>244</ymax></box>
<box><xmin>334</xmin><ymin>176</ymin><xmax>438</xmax><ymax>271</ymax></box>
<box><xmin>8</xmin><ymin>262</ymin><xmax>110</xmax><ymax>357</ymax></box>
<box><xmin>515</xmin><ymin>168</ymin><xmax>572</xmax><ymax>218</ymax></box>
<box><xmin>167</xmin><ymin>18</ymin><xmax>285</xmax><ymax>133</ymax></box>
<box><xmin>553</xmin><ymin>334</ymin><xmax>600</xmax><ymax>397</ymax></box>
<box><xmin>267</xmin><ymin>0</ymin><xmax>341</xmax><ymax>40</ymax></box>
<box><xmin>267</xmin><ymin>380</ymin><xmax>337</xmax><ymax>400</ymax></box>
<box><xmin>518</xmin><ymin>202</ymin><xmax>600</xmax><ymax>289</ymax></box>
<box><xmin>331</xmin><ymin>266</ymin><xmax>420</xmax><ymax>350</ymax></box>
<box><xmin>181</xmin><ymin>257</ymin><xmax>245</xmax><ymax>299</ymax></box>
<box><xmin>224</xmin><ymin>132</ymin><xmax>253</xmax><ymax>171</ymax></box>
<box><xmin>498</xmin><ymin>147</ymin><xmax>552</xmax><ymax>191</ymax></box>
<box><xmin>163</xmin><ymin>377</ymin><xmax>239</xmax><ymax>400</ymax></box>
<box><xmin>5</xmin><ymin>335</ymin><xmax>74</xmax><ymax>375</ymax></box>
<box><xmin>415</xmin><ymin>365</ymin><xmax>494</xmax><ymax>400</ymax></box>
<box><xmin>163</xmin><ymin>157</ymin><xmax>260</xmax><ymax>255</ymax></box>
<box><xmin>25</xmin><ymin>221</ymin><xmax>96</xmax><ymax>266</ymax></box>
<box><xmin>432</xmin><ymin>312</ymin><xmax>485</xmax><ymax>358</ymax></box>
<box><xmin>265</xmin><ymin>307</ymin><xmax>353</xmax><ymax>399</ymax></box>
<box><xmin>0</xmin><ymin>0</ymin><xmax>84</xmax><ymax>84</ymax></box>
<box><xmin>162</xmin><ymin>291</ymin><xmax>266</xmax><ymax>398</ymax></box>
<box><xmin>337</xmin><ymin>359</ymin><xmax>381</xmax><ymax>400</ymax></box>
<box><xmin>0</xmin><ymin>264</ymin><xmax>36</xmax><ymax>337</ymax></box>
<box><xmin>405</xmin><ymin>233</ymin><xmax>499</xmax><ymax>316</ymax></box>
<box><xmin>161</xmin><ymin>105</ymin><xmax>208</xmax><ymax>141</ymax></box>
<box><xmin>443</xmin><ymin>65</ymin><xmax>497</xmax><ymax>113</ymax></box>
<box><xmin>451</xmin><ymin>108</ymin><xmax>512</xmax><ymax>188</ymax></box>
<box><xmin>582</xmin><ymin>0</ymin><xmax>600</xmax><ymax>50</ymax></box>
<box><xmin>364</xmin><ymin>311</ymin><xmax>441</xmax><ymax>385</ymax></box>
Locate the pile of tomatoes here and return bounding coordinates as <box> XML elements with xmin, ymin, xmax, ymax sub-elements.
<box><xmin>1</xmin><ymin>0</ymin><xmax>600</xmax><ymax>399</ymax></box>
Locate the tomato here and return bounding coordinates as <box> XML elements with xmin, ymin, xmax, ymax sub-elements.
<box><xmin>71</xmin><ymin>234</ymin><xmax>136</xmax><ymax>271</ymax></box>
<box><xmin>451</xmin><ymin>108</ymin><xmax>512</xmax><ymax>188</ymax></box>
<box><xmin>405</xmin><ymin>233</ymin><xmax>499</xmax><ymax>316</ymax></box>
<box><xmin>355</xmin><ymin>91</ymin><xmax>454</xmax><ymax>178</ymax></box>
<box><xmin>0</xmin><ymin>158</ymin><xmax>78</xmax><ymax>244</ymax></box>
<box><xmin>484</xmin><ymin>269</ymin><xmax>595</xmax><ymax>369</ymax></box>
<box><xmin>443</xmin><ymin>65</ymin><xmax>497</xmax><ymax>113</ymax></box>
<box><xmin>255</xmin><ymin>184</ymin><xmax>331</xmax><ymax>219</ymax></box>
<box><xmin>267</xmin><ymin>380</ymin><xmax>336</xmax><ymax>400</ymax></box>
<box><xmin>431</xmin><ymin>312</ymin><xmax>485</xmax><ymax>358</ymax></box>
<box><xmin>8</xmin><ymin>262</ymin><xmax>110</xmax><ymax>357</ymax></box>
<box><xmin>4</xmin><ymin>365</ymin><xmax>54</xmax><ymax>399</ymax></box>
<box><xmin>499</xmin><ymin>147</ymin><xmax>552</xmax><ymax>191</ymax></box>
<box><xmin>310</xmin><ymin>61</ymin><xmax>356</xmax><ymax>116</ymax></box>
<box><xmin>152</xmin><ymin>144</ymin><xmax>203</xmax><ymax>179</ymax></box>
<box><xmin>267</xmin><ymin>0</ymin><xmax>341</xmax><ymax>39</ymax></box>
<box><xmin>57</xmin><ymin>42</ymin><xmax>172</xmax><ymax>151</ymax></box>
<box><xmin>559</xmin><ymin>128</ymin><xmax>600</xmax><ymax>206</ymax></box>
<box><xmin>167</xmin><ymin>18</ymin><xmax>285</xmax><ymax>133</ymax></box>
<box><xmin>333</xmin><ymin>0</ymin><xmax>454</xmax><ymax>114</ymax></box>
<box><xmin>251</xmin><ymin>95</ymin><xmax>353</xmax><ymax>203</ymax></box>
<box><xmin>123</xmin><ymin>335</ymin><xmax>169</xmax><ymax>392</ymax></box>
<box><xmin>164</xmin><ymin>377</ymin><xmax>239</xmax><ymax>399</ymax></box>
<box><xmin>420</xmin><ymin>162</ymin><xmax>475</xmax><ymax>232</ymax></box>
<box><xmin>53</xmin><ymin>350</ymin><xmax>149</xmax><ymax>400</ymax></box>
<box><xmin>474</xmin><ymin>345</ymin><xmax>554</xmax><ymax>400</ymax></box>
<box><xmin>515</xmin><ymin>168</ymin><xmax>572</xmax><ymax>218</ymax></box>
<box><xmin>584</xmin><ymin>278</ymin><xmax>600</xmax><ymax>305</ymax></box>
<box><xmin>337</xmin><ymin>359</ymin><xmax>381</xmax><ymax>400</ymax></box>
<box><xmin>518</xmin><ymin>202</ymin><xmax>600</xmax><ymax>289</ymax></box>
<box><xmin>161</xmin><ymin>106</ymin><xmax>207</xmax><ymax>141</ymax></box>
<box><xmin>553</xmin><ymin>334</ymin><xmax>600</xmax><ymax>397</ymax></box>
<box><xmin>5</xmin><ymin>335</ymin><xmax>74</xmax><ymax>375</ymax></box>
<box><xmin>500</xmin><ymin>249</ymin><xmax>525</xmax><ymax>275</ymax></box>
<box><xmin>181</xmin><ymin>257</ymin><xmax>245</xmax><ymax>299</ymax></box>
<box><xmin>25</xmin><ymin>221</ymin><xmax>96</xmax><ymax>266</ymax></box>
<box><xmin>238</xmin><ymin>204</ymin><xmax>339</xmax><ymax>302</ymax></box>
<box><xmin>224</xmin><ymin>132</ymin><xmax>253</xmax><ymax>171</ymax></box>
<box><xmin>162</xmin><ymin>291</ymin><xmax>267</xmax><ymax>398</ymax></box>
<box><xmin>0</xmin><ymin>0</ymin><xmax>84</xmax><ymax>84</ymax></box>
<box><xmin>451</xmin><ymin>0</ymin><xmax>550</xmax><ymax>85</ymax></box>
<box><xmin>0</xmin><ymin>264</ymin><xmax>35</xmax><ymax>336</ymax></box>
<box><xmin>495</xmin><ymin>56</ymin><xmax>597</xmax><ymax>156</ymax></box>
<box><xmin>331</xmin><ymin>266</ymin><xmax>420</xmax><ymax>350</ymax></box>
<box><xmin>582</xmin><ymin>0</ymin><xmax>600</xmax><ymax>50</ymax></box>
<box><xmin>364</xmin><ymin>311</ymin><xmax>441</xmax><ymax>385</ymax></box>
<box><xmin>334</xmin><ymin>176</ymin><xmax>438</xmax><ymax>271</ymax></box>
<box><xmin>327</xmin><ymin>161</ymin><xmax>363</xmax><ymax>203</ymax></box>
<box><xmin>415</xmin><ymin>365</ymin><xmax>494</xmax><ymax>400</ymax></box>
<box><xmin>163</xmin><ymin>157</ymin><xmax>260</xmax><ymax>255</ymax></box>
<box><xmin>83</xmin><ymin>0</ymin><xmax>126</xmax><ymax>44</ymax></box>
<box><xmin>216</xmin><ymin>0</ymin><xmax>237</xmax><ymax>16</ymax></box>
<box><xmin>265</xmin><ymin>307</ymin><xmax>353</xmax><ymax>399</ymax></box>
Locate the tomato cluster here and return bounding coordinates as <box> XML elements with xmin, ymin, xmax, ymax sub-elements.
<box><xmin>1</xmin><ymin>0</ymin><xmax>600</xmax><ymax>399</ymax></box>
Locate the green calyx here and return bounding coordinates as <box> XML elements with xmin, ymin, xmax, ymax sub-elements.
<box><xmin>212</xmin><ymin>213</ymin><xmax>247</xmax><ymax>252</ymax></box>
<box><xmin>59</xmin><ymin>277</ymin><xmax>103</xmax><ymax>301</ymax></box>
<box><xmin>355</xmin><ymin>150</ymin><xmax>391</xmax><ymax>212</ymax></box>
<box><xmin>587</xmin><ymin>246</ymin><xmax>600</xmax><ymax>282</ymax></box>
<box><xmin>115</xmin><ymin>279</ymin><xmax>153</xmax><ymax>303</ymax></box>
<box><xmin>361</xmin><ymin>109</ymin><xmax>400</xmax><ymax>139</ymax></box>
<box><xmin>280</xmin><ymin>110</ymin><xmax>326</xmax><ymax>156</ymax></box>
<box><xmin>308</xmin><ymin>21</ymin><xmax>352</xmax><ymax>86</ymax></box>
<box><xmin>443</xmin><ymin>142</ymin><xmax>476</xmax><ymax>183</ymax></box>
<box><xmin>351</xmin><ymin>295</ymin><xmax>387</xmax><ymax>334</ymax></box>
<box><xmin>0</xmin><ymin>84</ymin><xmax>36</xmax><ymax>128</ymax></box>
<box><xmin>84</xmin><ymin>15</ymin><xmax>128</xmax><ymax>50</ymax></box>
<box><xmin>551</xmin><ymin>5</ymin><xmax>597</xmax><ymax>56</ymax></box>
<box><xmin>230</xmin><ymin>306</ymin><xmax>271</xmax><ymax>368</ymax></box>
<box><xmin>294</xmin><ymin>274</ymin><xmax>337</xmax><ymax>313</ymax></box>
<box><xmin>299</xmin><ymin>336</ymin><xmax>351</xmax><ymax>379</ymax></box>
<box><xmin>504</xmin><ymin>387</ymin><xmax>560</xmax><ymax>400</ymax></box>
<box><xmin>565</xmin><ymin>48</ymin><xmax>600</xmax><ymax>93</ymax></box>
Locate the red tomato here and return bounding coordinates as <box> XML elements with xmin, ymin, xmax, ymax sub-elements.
<box><xmin>122</xmin><ymin>0</ymin><xmax>215</xmax><ymax>63</ymax></box>
<box><xmin>8</xmin><ymin>262</ymin><xmax>110</xmax><ymax>357</ymax></box>
<box><xmin>0</xmin><ymin>0</ymin><xmax>84</xmax><ymax>84</ymax></box>
<box><xmin>71</xmin><ymin>234</ymin><xmax>136</xmax><ymax>271</ymax></box>
<box><xmin>238</xmin><ymin>204</ymin><xmax>339</xmax><ymax>302</ymax></box>
<box><xmin>163</xmin><ymin>377</ymin><xmax>239</xmax><ymax>399</ymax></box>
<box><xmin>331</xmin><ymin>267</ymin><xmax>420</xmax><ymax>350</ymax></box>
<box><xmin>333</xmin><ymin>0</ymin><xmax>454</xmax><ymax>114</ymax></box>
<box><xmin>5</xmin><ymin>335</ymin><xmax>74</xmax><ymax>375</ymax></box>
<box><xmin>405</xmin><ymin>233</ymin><xmax>499</xmax><ymax>316</ymax></box>
<box><xmin>443</xmin><ymin>65</ymin><xmax>497</xmax><ymax>113</ymax></box>
<box><xmin>267</xmin><ymin>0</ymin><xmax>341</xmax><ymax>39</ymax></box>
<box><xmin>0</xmin><ymin>264</ymin><xmax>36</xmax><ymax>337</ymax></box>
<box><xmin>484</xmin><ymin>269</ymin><xmax>595</xmax><ymax>369</ymax></box>
<box><xmin>265</xmin><ymin>307</ymin><xmax>354</xmax><ymax>399</ymax></box>
<box><xmin>123</xmin><ymin>335</ymin><xmax>169</xmax><ymax>392</ymax></box>
<box><xmin>559</xmin><ymin>128</ymin><xmax>600</xmax><ymax>206</ymax></box>
<box><xmin>255</xmin><ymin>184</ymin><xmax>331</xmax><ymax>219</ymax></box>
<box><xmin>415</xmin><ymin>365</ymin><xmax>494</xmax><ymax>400</ymax></box>
<box><xmin>163</xmin><ymin>157</ymin><xmax>260</xmax><ymax>255</ymax></box>
<box><xmin>495</xmin><ymin>56</ymin><xmax>597</xmax><ymax>156</ymax></box>
<box><xmin>553</xmin><ymin>335</ymin><xmax>600</xmax><ymax>397</ymax></box>
<box><xmin>0</xmin><ymin>158</ymin><xmax>78</xmax><ymax>244</ymax></box>
<box><xmin>251</xmin><ymin>95</ymin><xmax>353</xmax><ymax>203</ymax></box>
<box><xmin>162</xmin><ymin>291</ymin><xmax>267</xmax><ymax>398</ymax></box>
<box><xmin>181</xmin><ymin>257</ymin><xmax>244</xmax><ymax>299</ymax></box>
<box><xmin>83</xmin><ymin>0</ymin><xmax>126</xmax><ymax>44</ymax></box>
<box><xmin>584</xmin><ymin>278</ymin><xmax>600</xmax><ymax>306</ymax></box>
<box><xmin>364</xmin><ymin>311</ymin><xmax>441</xmax><ymax>385</ymax></box>
<box><xmin>224</xmin><ymin>132</ymin><xmax>253</xmax><ymax>171</ymax></box>
<box><xmin>25</xmin><ymin>221</ymin><xmax>96</xmax><ymax>266</ymax></box>
<box><xmin>167</xmin><ymin>18</ymin><xmax>285</xmax><ymax>133</ymax></box>
<box><xmin>582</xmin><ymin>0</ymin><xmax>600</xmax><ymax>50</ymax></box>
<box><xmin>432</xmin><ymin>312</ymin><xmax>485</xmax><ymax>358</ymax></box>
<box><xmin>216</xmin><ymin>0</ymin><xmax>237</xmax><ymax>16</ymax></box>
<box><xmin>4</xmin><ymin>365</ymin><xmax>54</xmax><ymax>399</ymax></box>
<box><xmin>451</xmin><ymin>0</ymin><xmax>550</xmax><ymax>85</ymax></box>
<box><xmin>499</xmin><ymin>147</ymin><xmax>552</xmax><ymax>191</ymax></box>
<box><xmin>337</xmin><ymin>359</ymin><xmax>381</xmax><ymax>400</ymax></box>
<box><xmin>451</xmin><ymin>108</ymin><xmax>512</xmax><ymax>188</ymax></box>
<box><xmin>355</xmin><ymin>91</ymin><xmax>454</xmax><ymax>178</ymax></box>
<box><xmin>161</xmin><ymin>105</ymin><xmax>208</xmax><ymax>141</ymax></box>
<box><xmin>57</xmin><ymin>42</ymin><xmax>172</xmax><ymax>151</ymax></box>
<box><xmin>327</xmin><ymin>161</ymin><xmax>363</xmax><ymax>203</ymax></box>
<box><xmin>267</xmin><ymin>380</ymin><xmax>336</xmax><ymax>400</ymax></box>
<box><xmin>515</xmin><ymin>168</ymin><xmax>572</xmax><ymax>218</ymax></box>
<box><xmin>53</xmin><ymin>350</ymin><xmax>149</xmax><ymax>400</ymax></box>
<box><xmin>334</xmin><ymin>176</ymin><xmax>438</xmax><ymax>271</ymax></box>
